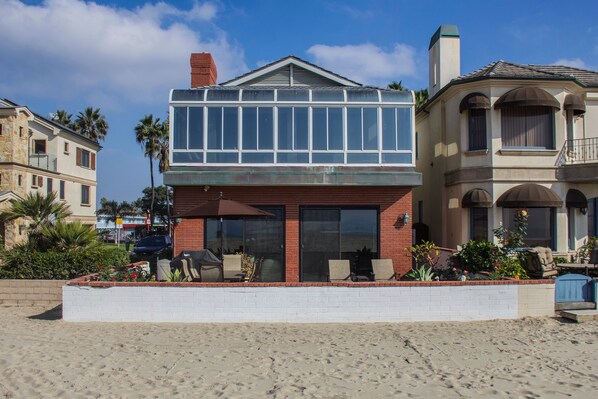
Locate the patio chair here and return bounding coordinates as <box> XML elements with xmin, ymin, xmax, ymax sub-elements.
<box><xmin>328</xmin><ymin>260</ymin><xmax>369</xmax><ymax>282</ymax></box>
<box><xmin>371</xmin><ymin>259</ymin><xmax>399</xmax><ymax>281</ymax></box>
<box><xmin>223</xmin><ymin>254</ymin><xmax>244</xmax><ymax>282</ymax></box>
<box><xmin>523</xmin><ymin>247</ymin><xmax>558</xmax><ymax>279</ymax></box>
<box><xmin>180</xmin><ymin>258</ymin><xmax>201</xmax><ymax>282</ymax></box>
<box><xmin>199</xmin><ymin>264</ymin><xmax>224</xmax><ymax>282</ymax></box>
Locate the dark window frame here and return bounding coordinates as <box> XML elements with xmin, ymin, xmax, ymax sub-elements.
<box><xmin>81</xmin><ymin>185</ymin><xmax>90</xmax><ymax>205</ymax></box>
<box><xmin>468</xmin><ymin>109</ymin><xmax>487</xmax><ymax>151</ymax></box>
<box><xmin>500</xmin><ymin>106</ymin><xmax>555</xmax><ymax>149</ymax></box>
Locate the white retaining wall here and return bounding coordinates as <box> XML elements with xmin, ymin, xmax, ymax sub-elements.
<box><xmin>63</xmin><ymin>284</ymin><xmax>555</xmax><ymax>323</ymax></box>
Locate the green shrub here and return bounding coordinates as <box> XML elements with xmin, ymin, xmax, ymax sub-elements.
<box><xmin>0</xmin><ymin>246</ymin><xmax>129</xmax><ymax>280</ymax></box>
<box><xmin>406</xmin><ymin>265</ymin><xmax>436</xmax><ymax>281</ymax></box>
<box><xmin>489</xmin><ymin>257</ymin><xmax>529</xmax><ymax>280</ymax></box>
<box><xmin>453</xmin><ymin>240</ymin><xmax>506</xmax><ymax>274</ymax></box>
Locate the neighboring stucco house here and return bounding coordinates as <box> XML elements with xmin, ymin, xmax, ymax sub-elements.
<box><xmin>0</xmin><ymin>99</ymin><xmax>101</xmax><ymax>248</ymax></box>
<box><xmin>165</xmin><ymin>54</ymin><xmax>420</xmax><ymax>282</ymax></box>
<box><xmin>414</xmin><ymin>25</ymin><xmax>598</xmax><ymax>255</ymax></box>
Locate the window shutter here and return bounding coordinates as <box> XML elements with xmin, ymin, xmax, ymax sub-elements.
<box><xmin>38</xmin><ymin>176</ymin><xmax>43</xmax><ymax>187</ymax></box>
<box><xmin>76</xmin><ymin>148</ymin><xmax>82</xmax><ymax>166</ymax></box>
<box><xmin>91</xmin><ymin>153</ymin><xmax>96</xmax><ymax>170</ymax></box>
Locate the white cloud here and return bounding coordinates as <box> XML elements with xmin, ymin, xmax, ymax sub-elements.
<box><xmin>553</xmin><ymin>58</ymin><xmax>590</xmax><ymax>69</ymax></box>
<box><xmin>0</xmin><ymin>0</ymin><xmax>246</xmax><ymax>106</ymax></box>
<box><xmin>306</xmin><ymin>43</ymin><xmax>418</xmax><ymax>86</ymax></box>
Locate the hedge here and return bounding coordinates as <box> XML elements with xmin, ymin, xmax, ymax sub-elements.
<box><xmin>0</xmin><ymin>246</ymin><xmax>129</xmax><ymax>280</ymax></box>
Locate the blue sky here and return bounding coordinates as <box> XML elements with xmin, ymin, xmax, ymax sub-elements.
<box><xmin>2</xmin><ymin>0</ymin><xmax>598</xmax><ymax>203</ymax></box>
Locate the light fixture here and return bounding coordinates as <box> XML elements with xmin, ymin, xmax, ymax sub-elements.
<box><xmin>581</xmin><ymin>207</ymin><xmax>588</xmax><ymax>215</ymax></box>
<box><xmin>175</xmin><ymin>218</ymin><xmax>182</xmax><ymax>224</ymax></box>
<box><xmin>204</xmin><ymin>185</ymin><xmax>211</xmax><ymax>192</ymax></box>
<box><xmin>402</xmin><ymin>212</ymin><xmax>410</xmax><ymax>225</ymax></box>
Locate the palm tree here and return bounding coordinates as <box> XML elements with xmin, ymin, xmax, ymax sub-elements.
<box><xmin>97</xmin><ymin>198</ymin><xmax>135</xmax><ymax>238</ymax></box>
<box><xmin>414</xmin><ymin>89</ymin><xmax>429</xmax><ymax>109</ymax></box>
<box><xmin>134</xmin><ymin>115</ymin><xmax>162</xmax><ymax>229</ymax></box>
<box><xmin>157</xmin><ymin>121</ymin><xmax>170</xmax><ymax>174</ymax></box>
<box><xmin>0</xmin><ymin>192</ymin><xmax>72</xmax><ymax>249</ymax></box>
<box><xmin>53</xmin><ymin>109</ymin><xmax>74</xmax><ymax>129</ymax></box>
<box><xmin>388</xmin><ymin>81</ymin><xmax>406</xmax><ymax>91</ymax></box>
<box><xmin>41</xmin><ymin>221</ymin><xmax>99</xmax><ymax>251</ymax></box>
<box><xmin>75</xmin><ymin>107</ymin><xmax>109</xmax><ymax>141</ymax></box>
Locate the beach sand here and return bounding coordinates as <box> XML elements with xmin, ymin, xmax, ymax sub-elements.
<box><xmin>0</xmin><ymin>306</ymin><xmax>596</xmax><ymax>398</ymax></box>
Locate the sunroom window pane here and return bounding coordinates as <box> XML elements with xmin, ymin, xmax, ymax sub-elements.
<box><xmin>277</xmin><ymin>90</ymin><xmax>309</xmax><ymax>101</ymax></box>
<box><xmin>242</xmin><ymin>90</ymin><xmax>274</xmax><ymax>101</ymax></box>
<box><xmin>242</xmin><ymin>153</ymin><xmax>274</xmax><ymax>163</ymax></box>
<box><xmin>397</xmin><ymin>107</ymin><xmax>412</xmax><ymax>150</ymax></box>
<box><xmin>347</xmin><ymin>108</ymin><xmax>362</xmax><ymax>150</ymax></box>
<box><xmin>347</xmin><ymin>153</ymin><xmax>378</xmax><ymax>164</ymax></box>
<box><xmin>258</xmin><ymin>107</ymin><xmax>274</xmax><ymax>150</ymax></box>
<box><xmin>207</xmin><ymin>107</ymin><xmax>221</xmax><ymax>150</ymax></box>
<box><xmin>363</xmin><ymin>108</ymin><xmax>378</xmax><ymax>150</ymax></box>
<box><xmin>346</xmin><ymin>90</ymin><xmax>378</xmax><ymax>102</ymax></box>
<box><xmin>278</xmin><ymin>107</ymin><xmax>292</xmax><ymax>150</ymax></box>
<box><xmin>312</xmin><ymin>153</ymin><xmax>344</xmax><ymax>163</ymax></box>
<box><xmin>188</xmin><ymin>107</ymin><xmax>203</xmax><ymax>149</ymax></box>
<box><xmin>206</xmin><ymin>90</ymin><xmax>239</xmax><ymax>101</ymax></box>
<box><xmin>173</xmin><ymin>152</ymin><xmax>203</xmax><ymax>163</ymax></box>
<box><xmin>328</xmin><ymin>108</ymin><xmax>343</xmax><ymax>150</ymax></box>
<box><xmin>242</xmin><ymin>107</ymin><xmax>257</xmax><ymax>150</ymax></box>
<box><xmin>173</xmin><ymin>107</ymin><xmax>187</xmax><ymax>150</ymax></box>
<box><xmin>382</xmin><ymin>153</ymin><xmax>411</xmax><ymax>164</ymax></box>
<box><xmin>171</xmin><ymin>90</ymin><xmax>204</xmax><ymax>101</ymax></box>
<box><xmin>382</xmin><ymin>108</ymin><xmax>396</xmax><ymax>150</ymax></box>
<box><xmin>206</xmin><ymin>152</ymin><xmax>238</xmax><ymax>163</ymax></box>
<box><xmin>222</xmin><ymin>107</ymin><xmax>238</xmax><ymax>149</ymax></box>
<box><xmin>312</xmin><ymin>108</ymin><xmax>327</xmax><ymax>150</ymax></box>
<box><xmin>294</xmin><ymin>107</ymin><xmax>308</xmax><ymax>150</ymax></box>
<box><xmin>312</xmin><ymin>90</ymin><xmax>344</xmax><ymax>102</ymax></box>
<box><xmin>381</xmin><ymin>91</ymin><xmax>412</xmax><ymax>102</ymax></box>
<box><xmin>277</xmin><ymin>153</ymin><xmax>308</xmax><ymax>163</ymax></box>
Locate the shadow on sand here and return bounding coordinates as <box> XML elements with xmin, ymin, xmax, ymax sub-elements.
<box><xmin>28</xmin><ymin>304</ymin><xmax>62</xmax><ymax>321</ymax></box>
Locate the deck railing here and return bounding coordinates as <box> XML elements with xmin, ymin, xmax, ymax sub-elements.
<box><xmin>29</xmin><ymin>154</ymin><xmax>57</xmax><ymax>171</ymax></box>
<box><xmin>557</xmin><ymin>138</ymin><xmax>598</xmax><ymax>166</ymax></box>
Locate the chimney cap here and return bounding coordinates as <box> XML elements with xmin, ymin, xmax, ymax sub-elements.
<box><xmin>429</xmin><ymin>25</ymin><xmax>459</xmax><ymax>50</ymax></box>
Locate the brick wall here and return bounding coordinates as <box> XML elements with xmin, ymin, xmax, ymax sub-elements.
<box><xmin>190</xmin><ymin>53</ymin><xmax>217</xmax><ymax>87</ymax></box>
<box><xmin>0</xmin><ymin>280</ymin><xmax>65</xmax><ymax>306</ymax></box>
<box><xmin>172</xmin><ymin>185</ymin><xmax>413</xmax><ymax>282</ymax></box>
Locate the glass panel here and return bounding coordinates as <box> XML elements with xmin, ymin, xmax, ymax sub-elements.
<box><xmin>206</xmin><ymin>219</ymin><xmax>243</xmax><ymax>257</ymax></box>
<box><xmin>470</xmin><ymin>208</ymin><xmax>488</xmax><ymax>241</ymax></box>
<box><xmin>382</xmin><ymin>108</ymin><xmax>396</xmax><ymax>150</ymax></box>
<box><xmin>173</xmin><ymin>107</ymin><xmax>187</xmax><ymax>150</ymax></box>
<box><xmin>206</xmin><ymin>152</ymin><xmax>238</xmax><ymax>163</ymax></box>
<box><xmin>301</xmin><ymin>209</ymin><xmax>339</xmax><ymax>282</ymax></box>
<box><xmin>188</xmin><ymin>107</ymin><xmax>203</xmax><ymax>149</ymax></box>
<box><xmin>381</xmin><ymin>153</ymin><xmax>411</xmax><ymax>164</ymax></box>
<box><xmin>242</xmin><ymin>107</ymin><xmax>257</xmax><ymax>150</ymax></box>
<box><xmin>171</xmin><ymin>90</ymin><xmax>204</xmax><ymax>101</ymax></box>
<box><xmin>346</xmin><ymin>90</ymin><xmax>378</xmax><ymax>102</ymax></box>
<box><xmin>242</xmin><ymin>90</ymin><xmax>274</xmax><ymax>101</ymax></box>
<box><xmin>277</xmin><ymin>107</ymin><xmax>292</xmax><ymax>150</ymax></box>
<box><xmin>312</xmin><ymin>153</ymin><xmax>344</xmax><ymax>164</ymax></box>
<box><xmin>503</xmin><ymin>208</ymin><xmax>554</xmax><ymax>248</ymax></box>
<box><xmin>206</xmin><ymin>90</ymin><xmax>239</xmax><ymax>101</ymax></box>
<box><xmin>381</xmin><ymin>91</ymin><xmax>412</xmax><ymax>102</ymax></box>
<box><xmin>341</xmin><ymin>209</ymin><xmax>378</xmax><ymax>275</ymax></box>
<box><xmin>294</xmin><ymin>107</ymin><xmax>308</xmax><ymax>150</ymax></box>
<box><xmin>245</xmin><ymin>207</ymin><xmax>285</xmax><ymax>282</ymax></box>
<box><xmin>312</xmin><ymin>90</ymin><xmax>344</xmax><ymax>102</ymax></box>
<box><xmin>277</xmin><ymin>89</ymin><xmax>309</xmax><ymax>101</ymax></box>
<box><xmin>207</xmin><ymin>107</ymin><xmax>221</xmax><ymax>150</ymax></box>
<box><xmin>397</xmin><ymin>108</ymin><xmax>412</xmax><ymax>151</ymax></box>
<box><xmin>347</xmin><ymin>108</ymin><xmax>362</xmax><ymax>150</ymax></box>
<box><xmin>222</xmin><ymin>107</ymin><xmax>238</xmax><ymax>149</ymax></box>
<box><xmin>312</xmin><ymin>107</ymin><xmax>327</xmax><ymax>150</ymax></box>
<box><xmin>328</xmin><ymin>107</ymin><xmax>343</xmax><ymax>150</ymax></box>
<box><xmin>258</xmin><ymin>107</ymin><xmax>274</xmax><ymax>150</ymax></box>
<box><xmin>277</xmin><ymin>153</ymin><xmax>308</xmax><ymax>163</ymax></box>
<box><xmin>173</xmin><ymin>152</ymin><xmax>203</xmax><ymax>163</ymax></box>
<box><xmin>469</xmin><ymin>108</ymin><xmax>487</xmax><ymax>150</ymax></box>
<box><xmin>363</xmin><ymin>108</ymin><xmax>378</xmax><ymax>150</ymax></box>
<box><xmin>242</xmin><ymin>152</ymin><xmax>274</xmax><ymax>163</ymax></box>
<box><xmin>347</xmin><ymin>153</ymin><xmax>378</xmax><ymax>164</ymax></box>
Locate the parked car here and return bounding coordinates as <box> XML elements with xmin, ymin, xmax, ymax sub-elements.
<box><xmin>129</xmin><ymin>235</ymin><xmax>173</xmax><ymax>274</ymax></box>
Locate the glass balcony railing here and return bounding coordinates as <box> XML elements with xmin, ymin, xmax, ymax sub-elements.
<box><xmin>29</xmin><ymin>154</ymin><xmax>57</xmax><ymax>171</ymax></box>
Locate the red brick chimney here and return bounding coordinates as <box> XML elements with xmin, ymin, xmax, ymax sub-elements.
<box><xmin>190</xmin><ymin>53</ymin><xmax>218</xmax><ymax>87</ymax></box>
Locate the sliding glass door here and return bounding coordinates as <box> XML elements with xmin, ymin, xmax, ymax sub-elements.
<box><xmin>300</xmin><ymin>207</ymin><xmax>378</xmax><ymax>282</ymax></box>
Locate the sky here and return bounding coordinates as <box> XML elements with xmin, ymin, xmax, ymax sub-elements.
<box><xmin>1</xmin><ymin>0</ymin><xmax>598</xmax><ymax>203</ymax></box>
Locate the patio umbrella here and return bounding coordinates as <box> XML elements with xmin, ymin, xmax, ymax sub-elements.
<box><xmin>174</xmin><ymin>192</ymin><xmax>274</xmax><ymax>257</ymax></box>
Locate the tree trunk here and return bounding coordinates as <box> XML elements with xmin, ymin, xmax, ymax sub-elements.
<box><xmin>149</xmin><ymin>156</ymin><xmax>155</xmax><ymax>230</ymax></box>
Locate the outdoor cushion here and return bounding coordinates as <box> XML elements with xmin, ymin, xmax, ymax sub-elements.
<box><xmin>371</xmin><ymin>259</ymin><xmax>398</xmax><ymax>281</ymax></box>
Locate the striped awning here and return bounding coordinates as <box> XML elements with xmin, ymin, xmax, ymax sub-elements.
<box><xmin>564</xmin><ymin>94</ymin><xmax>586</xmax><ymax>115</ymax></box>
<box><xmin>459</xmin><ymin>93</ymin><xmax>491</xmax><ymax>113</ymax></box>
<box><xmin>462</xmin><ymin>189</ymin><xmax>493</xmax><ymax>208</ymax></box>
<box><xmin>497</xmin><ymin>184</ymin><xmax>563</xmax><ymax>208</ymax></box>
<box><xmin>494</xmin><ymin>87</ymin><xmax>560</xmax><ymax>110</ymax></box>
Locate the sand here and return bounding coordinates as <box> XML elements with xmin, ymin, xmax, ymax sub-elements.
<box><xmin>0</xmin><ymin>306</ymin><xmax>597</xmax><ymax>398</ymax></box>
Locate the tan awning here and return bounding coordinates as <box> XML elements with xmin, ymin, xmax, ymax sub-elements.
<box><xmin>566</xmin><ymin>189</ymin><xmax>587</xmax><ymax>208</ymax></box>
<box><xmin>564</xmin><ymin>94</ymin><xmax>586</xmax><ymax>115</ymax></box>
<box><xmin>494</xmin><ymin>87</ymin><xmax>560</xmax><ymax>110</ymax></box>
<box><xmin>462</xmin><ymin>189</ymin><xmax>493</xmax><ymax>208</ymax></box>
<box><xmin>497</xmin><ymin>184</ymin><xmax>563</xmax><ymax>208</ymax></box>
<box><xmin>459</xmin><ymin>93</ymin><xmax>491</xmax><ymax>113</ymax></box>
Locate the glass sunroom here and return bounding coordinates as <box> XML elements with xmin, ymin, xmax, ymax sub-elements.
<box><xmin>169</xmin><ymin>87</ymin><xmax>415</xmax><ymax>166</ymax></box>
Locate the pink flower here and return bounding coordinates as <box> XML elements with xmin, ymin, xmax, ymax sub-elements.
<box><xmin>98</xmin><ymin>266</ymin><xmax>103</xmax><ymax>269</ymax></box>
<box><xmin>452</xmin><ymin>267</ymin><xmax>457</xmax><ymax>272</ymax></box>
<box><xmin>111</xmin><ymin>277</ymin><xmax>115</xmax><ymax>281</ymax></box>
<box><xmin>463</xmin><ymin>270</ymin><xmax>469</xmax><ymax>275</ymax></box>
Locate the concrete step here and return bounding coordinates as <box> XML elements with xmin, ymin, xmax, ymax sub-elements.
<box><xmin>560</xmin><ymin>309</ymin><xmax>598</xmax><ymax>323</ymax></box>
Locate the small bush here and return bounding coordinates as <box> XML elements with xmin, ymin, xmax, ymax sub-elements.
<box><xmin>490</xmin><ymin>257</ymin><xmax>529</xmax><ymax>280</ymax></box>
<box><xmin>0</xmin><ymin>246</ymin><xmax>129</xmax><ymax>280</ymax></box>
<box><xmin>453</xmin><ymin>240</ymin><xmax>506</xmax><ymax>274</ymax></box>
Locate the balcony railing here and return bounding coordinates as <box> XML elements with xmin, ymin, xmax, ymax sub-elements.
<box><xmin>556</xmin><ymin>138</ymin><xmax>598</xmax><ymax>166</ymax></box>
<box><xmin>29</xmin><ymin>154</ymin><xmax>57</xmax><ymax>172</ymax></box>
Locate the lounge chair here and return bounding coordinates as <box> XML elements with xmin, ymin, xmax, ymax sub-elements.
<box><xmin>328</xmin><ymin>260</ymin><xmax>369</xmax><ymax>282</ymax></box>
<box><xmin>523</xmin><ymin>247</ymin><xmax>558</xmax><ymax>279</ymax></box>
<box><xmin>371</xmin><ymin>259</ymin><xmax>399</xmax><ymax>281</ymax></box>
<box><xmin>180</xmin><ymin>258</ymin><xmax>201</xmax><ymax>282</ymax></box>
<box><xmin>199</xmin><ymin>264</ymin><xmax>224</xmax><ymax>282</ymax></box>
<box><xmin>223</xmin><ymin>254</ymin><xmax>244</xmax><ymax>281</ymax></box>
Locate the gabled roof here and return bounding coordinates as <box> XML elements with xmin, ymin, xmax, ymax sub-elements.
<box><xmin>0</xmin><ymin>191</ymin><xmax>22</xmax><ymax>203</ymax></box>
<box><xmin>220</xmin><ymin>55</ymin><xmax>362</xmax><ymax>87</ymax></box>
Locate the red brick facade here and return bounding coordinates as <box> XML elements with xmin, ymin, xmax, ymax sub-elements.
<box><xmin>173</xmin><ymin>186</ymin><xmax>413</xmax><ymax>282</ymax></box>
<box><xmin>190</xmin><ymin>53</ymin><xmax>218</xmax><ymax>87</ymax></box>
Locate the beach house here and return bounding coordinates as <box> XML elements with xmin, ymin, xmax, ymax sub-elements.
<box><xmin>0</xmin><ymin>99</ymin><xmax>101</xmax><ymax>248</ymax></box>
<box><xmin>414</xmin><ymin>25</ymin><xmax>598</xmax><ymax>254</ymax></box>
<box><xmin>165</xmin><ymin>54</ymin><xmax>420</xmax><ymax>282</ymax></box>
